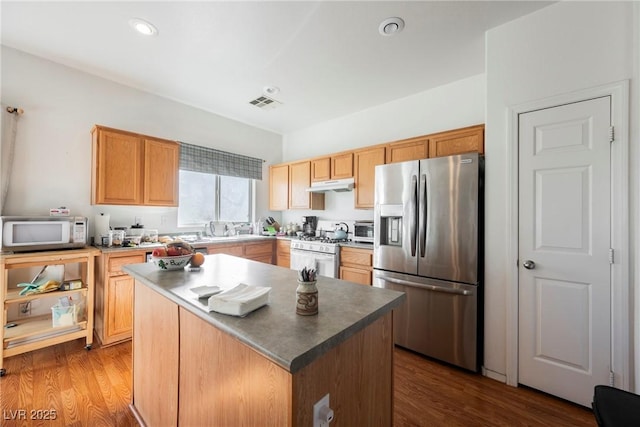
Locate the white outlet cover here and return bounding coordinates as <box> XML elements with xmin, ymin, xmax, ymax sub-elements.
<box><xmin>313</xmin><ymin>393</ymin><xmax>330</xmax><ymax>427</ymax></box>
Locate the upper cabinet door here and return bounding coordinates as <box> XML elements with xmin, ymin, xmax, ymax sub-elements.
<box><xmin>427</xmin><ymin>124</ymin><xmax>484</xmax><ymax>158</ymax></box>
<box><xmin>144</xmin><ymin>138</ymin><xmax>179</xmax><ymax>206</ymax></box>
<box><xmin>92</xmin><ymin>128</ymin><xmax>144</xmax><ymax>205</ymax></box>
<box><xmin>311</xmin><ymin>157</ymin><xmax>331</xmax><ymax>182</ymax></box>
<box><xmin>312</xmin><ymin>153</ymin><xmax>353</xmax><ymax>181</ymax></box>
<box><xmin>354</xmin><ymin>146</ymin><xmax>385</xmax><ymax>209</ymax></box>
<box><xmin>269</xmin><ymin>164</ymin><xmax>289</xmax><ymax>210</ymax></box>
<box><xmin>92</xmin><ymin>125</ymin><xmax>179</xmax><ymax>206</ymax></box>
<box><xmin>386</xmin><ymin>136</ymin><xmax>429</xmax><ymax>163</ymax></box>
<box><xmin>331</xmin><ymin>152</ymin><xmax>353</xmax><ymax>179</ymax></box>
<box><xmin>289</xmin><ymin>161</ymin><xmax>324</xmax><ymax>210</ymax></box>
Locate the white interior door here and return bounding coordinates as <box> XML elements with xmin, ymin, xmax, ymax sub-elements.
<box><xmin>518</xmin><ymin>96</ymin><xmax>611</xmax><ymax>407</ymax></box>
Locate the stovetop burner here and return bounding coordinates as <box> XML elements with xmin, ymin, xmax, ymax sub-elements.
<box><xmin>297</xmin><ymin>235</ymin><xmax>351</xmax><ymax>244</ymax></box>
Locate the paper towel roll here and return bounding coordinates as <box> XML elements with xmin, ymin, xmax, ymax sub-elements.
<box><xmin>95</xmin><ymin>213</ymin><xmax>110</xmax><ymax>237</ymax></box>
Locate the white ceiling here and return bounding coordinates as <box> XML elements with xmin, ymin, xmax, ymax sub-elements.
<box><xmin>1</xmin><ymin>1</ymin><xmax>552</xmax><ymax>134</ymax></box>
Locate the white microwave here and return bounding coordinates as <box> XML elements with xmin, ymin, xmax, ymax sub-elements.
<box><xmin>353</xmin><ymin>220</ymin><xmax>374</xmax><ymax>243</ymax></box>
<box><xmin>1</xmin><ymin>216</ymin><xmax>88</xmax><ymax>253</ymax></box>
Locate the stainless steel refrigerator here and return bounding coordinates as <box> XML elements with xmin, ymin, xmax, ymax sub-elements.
<box><xmin>373</xmin><ymin>153</ymin><xmax>483</xmax><ymax>372</ymax></box>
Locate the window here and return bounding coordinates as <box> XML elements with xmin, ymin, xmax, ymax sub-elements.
<box><xmin>178</xmin><ymin>170</ymin><xmax>252</xmax><ymax>226</ymax></box>
<box><xmin>177</xmin><ymin>141</ymin><xmax>262</xmax><ymax>227</ymax></box>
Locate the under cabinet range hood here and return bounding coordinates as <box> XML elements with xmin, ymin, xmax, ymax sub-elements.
<box><xmin>306</xmin><ymin>177</ymin><xmax>355</xmax><ymax>193</ymax></box>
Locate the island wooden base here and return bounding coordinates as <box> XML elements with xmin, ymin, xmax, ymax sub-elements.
<box><xmin>131</xmin><ymin>281</ymin><xmax>394</xmax><ymax>426</ymax></box>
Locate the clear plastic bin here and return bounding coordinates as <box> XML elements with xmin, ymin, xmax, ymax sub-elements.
<box><xmin>51</xmin><ymin>304</ymin><xmax>78</xmax><ymax>327</ymax></box>
<box><xmin>142</xmin><ymin>229</ymin><xmax>158</xmax><ymax>243</ymax></box>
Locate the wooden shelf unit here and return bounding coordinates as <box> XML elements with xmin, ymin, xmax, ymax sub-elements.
<box><xmin>0</xmin><ymin>247</ymin><xmax>100</xmax><ymax>376</ymax></box>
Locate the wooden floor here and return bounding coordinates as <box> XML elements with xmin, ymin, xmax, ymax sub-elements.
<box><xmin>0</xmin><ymin>339</ymin><xmax>596</xmax><ymax>426</ymax></box>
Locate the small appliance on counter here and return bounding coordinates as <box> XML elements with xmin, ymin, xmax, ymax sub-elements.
<box><xmin>301</xmin><ymin>216</ymin><xmax>317</xmax><ymax>236</ymax></box>
<box><xmin>353</xmin><ymin>220</ymin><xmax>374</xmax><ymax>243</ymax></box>
<box><xmin>1</xmin><ymin>216</ymin><xmax>88</xmax><ymax>253</ymax></box>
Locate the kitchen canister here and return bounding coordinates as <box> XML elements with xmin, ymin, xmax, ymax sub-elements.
<box><xmin>296</xmin><ymin>280</ymin><xmax>318</xmax><ymax>316</ymax></box>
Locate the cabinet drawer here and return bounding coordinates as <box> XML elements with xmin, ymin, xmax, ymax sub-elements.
<box><xmin>247</xmin><ymin>254</ymin><xmax>274</xmax><ymax>264</ymax></box>
<box><xmin>244</xmin><ymin>241</ymin><xmax>274</xmax><ymax>257</ymax></box>
<box><xmin>207</xmin><ymin>245</ymin><xmax>243</xmax><ymax>256</ymax></box>
<box><xmin>340</xmin><ymin>247</ymin><xmax>372</xmax><ymax>267</ymax></box>
<box><xmin>276</xmin><ymin>239</ymin><xmax>291</xmax><ymax>256</ymax></box>
<box><xmin>340</xmin><ymin>266</ymin><xmax>372</xmax><ymax>286</ymax></box>
<box><xmin>108</xmin><ymin>254</ymin><xmax>146</xmax><ymax>275</ymax></box>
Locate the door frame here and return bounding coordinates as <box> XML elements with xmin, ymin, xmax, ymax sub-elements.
<box><xmin>505</xmin><ymin>80</ymin><xmax>630</xmax><ymax>391</ymax></box>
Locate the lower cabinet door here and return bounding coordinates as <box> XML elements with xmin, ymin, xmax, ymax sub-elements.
<box><xmin>340</xmin><ymin>266</ymin><xmax>372</xmax><ymax>286</ymax></box>
<box><xmin>107</xmin><ymin>275</ymin><xmax>134</xmax><ymax>338</ymax></box>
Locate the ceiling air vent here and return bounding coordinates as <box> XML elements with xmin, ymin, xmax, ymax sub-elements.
<box><xmin>249</xmin><ymin>95</ymin><xmax>282</xmax><ymax>110</ymax></box>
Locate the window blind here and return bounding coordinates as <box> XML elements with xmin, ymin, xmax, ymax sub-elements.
<box><xmin>179</xmin><ymin>142</ymin><xmax>263</xmax><ymax>180</ymax></box>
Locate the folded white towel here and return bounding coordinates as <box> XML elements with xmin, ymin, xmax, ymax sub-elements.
<box><xmin>207</xmin><ymin>284</ymin><xmax>270</xmax><ymax>316</ymax></box>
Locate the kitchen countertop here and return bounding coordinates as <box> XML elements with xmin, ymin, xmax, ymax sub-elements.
<box><xmin>95</xmin><ymin>234</ymin><xmax>277</xmax><ymax>253</ymax></box>
<box><xmin>123</xmin><ymin>254</ymin><xmax>404</xmax><ymax>373</ymax></box>
<box><xmin>94</xmin><ymin>234</ymin><xmax>374</xmax><ymax>253</ymax></box>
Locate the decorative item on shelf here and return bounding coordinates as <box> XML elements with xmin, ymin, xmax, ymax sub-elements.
<box><xmin>296</xmin><ymin>267</ymin><xmax>318</xmax><ymax>316</ymax></box>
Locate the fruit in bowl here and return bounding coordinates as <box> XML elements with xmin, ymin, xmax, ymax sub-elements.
<box><xmin>151</xmin><ymin>241</ymin><xmax>196</xmax><ymax>270</ymax></box>
<box><xmin>152</xmin><ymin>254</ymin><xmax>193</xmax><ymax>270</ymax></box>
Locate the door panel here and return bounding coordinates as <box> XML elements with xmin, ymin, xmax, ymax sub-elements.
<box><xmin>534</xmin><ymin>278</ymin><xmax>590</xmax><ymax>371</ymax></box>
<box><xmin>373</xmin><ymin>270</ymin><xmax>479</xmax><ymax>371</ymax></box>
<box><xmin>373</xmin><ymin>160</ymin><xmax>418</xmax><ymax>275</ymax></box>
<box><xmin>419</xmin><ymin>153</ymin><xmax>479</xmax><ymax>284</ymax></box>
<box><xmin>518</xmin><ymin>96</ymin><xmax>611</xmax><ymax>407</ymax></box>
<box><xmin>535</xmin><ymin>167</ymin><xmax>590</xmax><ymax>252</ymax></box>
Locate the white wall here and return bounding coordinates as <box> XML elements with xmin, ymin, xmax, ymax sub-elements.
<box><xmin>485</xmin><ymin>1</ymin><xmax>637</xmax><ymax>383</ymax></box>
<box><xmin>281</xmin><ymin>73</ymin><xmax>485</xmax><ymax>224</ymax></box>
<box><xmin>0</xmin><ymin>46</ymin><xmax>283</xmax><ymax>237</ymax></box>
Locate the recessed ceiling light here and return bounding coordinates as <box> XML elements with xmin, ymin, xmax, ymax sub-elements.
<box><xmin>129</xmin><ymin>18</ymin><xmax>158</xmax><ymax>36</ymax></box>
<box><xmin>379</xmin><ymin>17</ymin><xmax>405</xmax><ymax>36</ymax></box>
<box><xmin>263</xmin><ymin>86</ymin><xmax>280</xmax><ymax>96</ymax></box>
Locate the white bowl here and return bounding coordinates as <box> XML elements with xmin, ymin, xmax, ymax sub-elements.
<box><xmin>152</xmin><ymin>254</ymin><xmax>192</xmax><ymax>270</ymax></box>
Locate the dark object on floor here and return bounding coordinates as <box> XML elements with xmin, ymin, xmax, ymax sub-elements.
<box><xmin>593</xmin><ymin>385</ymin><xmax>640</xmax><ymax>426</ymax></box>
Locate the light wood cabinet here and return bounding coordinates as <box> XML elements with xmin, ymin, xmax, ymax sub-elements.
<box><xmin>94</xmin><ymin>251</ymin><xmax>146</xmax><ymax>346</ymax></box>
<box><xmin>91</xmin><ymin>125</ymin><xmax>179</xmax><ymax>206</ymax></box>
<box><xmin>276</xmin><ymin>239</ymin><xmax>291</xmax><ymax>268</ymax></box>
<box><xmin>131</xmin><ymin>279</ymin><xmax>393</xmax><ymax>426</ymax></box>
<box><xmin>207</xmin><ymin>241</ymin><xmax>274</xmax><ymax>265</ymax></box>
<box><xmin>289</xmin><ymin>161</ymin><xmax>325</xmax><ymax>210</ymax></box>
<box><xmin>339</xmin><ymin>246</ymin><xmax>373</xmax><ymax>286</ymax></box>
<box><xmin>143</xmin><ymin>137</ymin><xmax>180</xmax><ymax>205</ymax></box>
<box><xmin>0</xmin><ymin>248</ymin><xmax>99</xmax><ymax>376</ymax></box>
<box><xmin>244</xmin><ymin>241</ymin><xmax>274</xmax><ymax>264</ymax></box>
<box><xmin>428</xmin><ymin>124</ymin><xmax>484</xmax><ymax>158</ymax></box>
<box><xmin>207</xmin><ymin>244</ymin><xmax>244</xmax><ymax>257</ymax></box>
<box><xmin>311</xmin><ymin>153</ymin><xmax>353</xmax><ymax>182</ymax></box>
<box><xmin>269</xmin><ymin>164</ymin><xmax>289</xmax><ymax>210</ymax></box>
<box><xmin>311</xmin><ymin>157</ymin><xmax>331</xmax><ymax>182</ymax></box>
<box><xmin>332</xmin><ymin>152</ymin><xmax>354</xmax><ymax>179</ymax></box>
<box><xmin>132</xmin><ymin>281</ymin><xmax>179</xmax><ymax>426</ymax></box>
<box><xmin>354</xmin><ymin>146</ymin><xmax>386</xmax><ymax>209</ymax></box>
<box><xmin>269</xmin><ymin>124</ymin><xmax>483</xmax><ymax>211</ymax></box>
<box><xmin>386</xmin><ymin>135</ymin><xmax>429</xmax><ymax>163</ymax></box>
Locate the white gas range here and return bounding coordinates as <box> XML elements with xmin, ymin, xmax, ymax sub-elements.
<box><xmin>289</xmin><ymin>236</ymin><xmax>349</xmax><ymax>279</ymax></box>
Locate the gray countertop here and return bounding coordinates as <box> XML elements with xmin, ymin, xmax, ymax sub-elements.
<box><xmin>123</xmin><ymin>254</ymin><xmax>404</xmax><ymax>373</ymax></box>
<box><xmin>96</xmin><ymin>234</ymin><xmax>276</xmax><ymax>253</ymax></box>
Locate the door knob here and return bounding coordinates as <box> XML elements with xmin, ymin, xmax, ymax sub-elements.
<box><xmin>523</xmin><ymin>260</ymin><xmax>536</xmax><ymax>270</ymax></box>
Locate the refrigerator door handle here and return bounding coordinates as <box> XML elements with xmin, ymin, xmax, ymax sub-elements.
<box><xmin>419</xmin><ymin>174</ymin><xmax>427</xmax><ymax>257</ymax></box>
<box><xmin>375</xmin><ymin>274</ymin><xmax>473</xmax><ymax>296</ymax></box>
<box><xmin>410</xmin><ymin>174</ymin><xmax>418</xmax><ymax>257</ymax></box>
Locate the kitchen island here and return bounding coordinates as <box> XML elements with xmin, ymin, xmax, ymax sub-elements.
<box><xmin>123</xmin><ymin>254</ymin><xmax>405</xmax><ymax>427</ymax></box>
